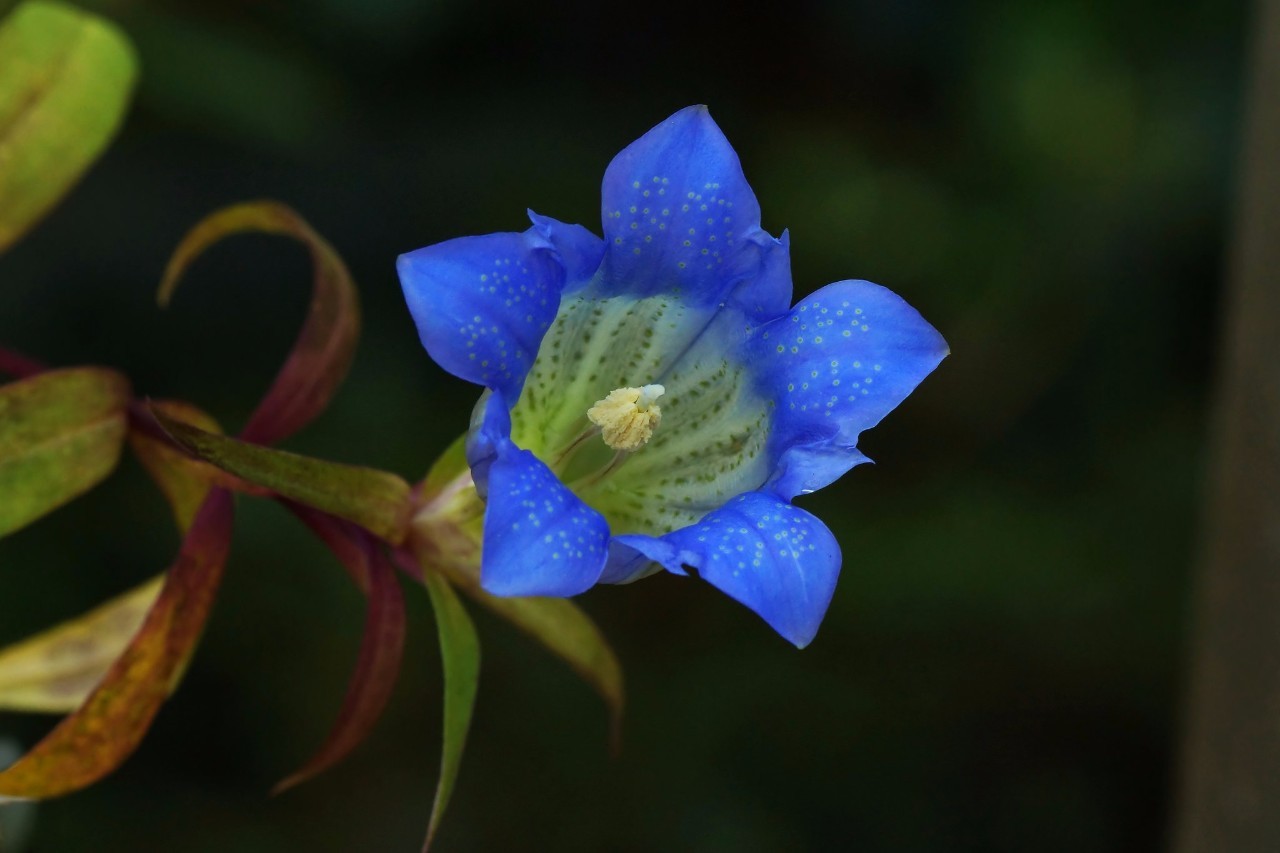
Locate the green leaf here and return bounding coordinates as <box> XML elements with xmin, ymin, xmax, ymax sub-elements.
<box><xmin>422</xmin><ymin>572</ymin><xmax>480</xmax><ymax>852</ymax></box>
<box><xmin>158</xmin><ymin>201</ymin><xmax>360</xmax><ymax>445</ymax></box>
<box><xmin>0</xmin><ymin>0</ymin><xmax>137</xmax><ymax>253</ymax></box>
<box><xmin>0</xmin><ymin>367</ymin><xmax>130</xmax><ymax>537</ymax></box>
<box><xmin>0</xmin><ymin>489</ymin><xmax>234</xmax><ymax>800</ymax></box>
<box><xmin>0</xmin><ymin>577</ymin><xmax>162</xmax><ymax>714</ymax></box>
<box><xmin>152</xmin><ymin>409</ymin><xmax>412</xmax><ymax>544</ymax></box>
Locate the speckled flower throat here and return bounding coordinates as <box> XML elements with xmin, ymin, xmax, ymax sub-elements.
<box><xmin>506</xmin><ymin>291</ymin><xmax>773</xmax><ymax>537</ymax></box>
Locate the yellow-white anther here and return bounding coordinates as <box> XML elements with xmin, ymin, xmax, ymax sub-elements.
<box><xmin>587</xmin><ymin>384</ymin><xmax>665</xmax><ymax>452</ymax></box>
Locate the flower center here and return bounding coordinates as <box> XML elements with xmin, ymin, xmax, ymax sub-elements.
<box><xmin>505</xmin><ymin>292</ymin><xmax>775</xmax><ymax>536</ymax></box>
<box><xmin>586</xmin><ymin>384</ymin><xmax>665</xmax><ymax>451</ymax></box>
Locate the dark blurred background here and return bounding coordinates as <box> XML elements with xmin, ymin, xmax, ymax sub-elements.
<box><xmin>0</xmin><ymin>0</ymin><xmax>1250</xmax><ymax>850</ymax></box>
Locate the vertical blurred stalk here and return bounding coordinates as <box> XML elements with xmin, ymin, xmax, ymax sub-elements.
<box><xmin>1173</xmin><ymin>0</ymin><xmax>1280</xmax><ymax>850</ymax></box>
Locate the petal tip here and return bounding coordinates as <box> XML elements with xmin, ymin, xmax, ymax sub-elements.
<box><xmin>786</xmin><ymin>629</ymin><xmax>817</xmax><ymax>650</ymax></box>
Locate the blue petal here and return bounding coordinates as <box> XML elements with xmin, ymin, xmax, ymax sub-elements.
<box><xmin>527</xmin><ymin>211</ymin><xmax>606</xmax><ymax>287</ymax></box>
<box><xmin>725</xmin><ymin>228</ymin><xmax>793</xmax><ymax>321</ymax></box>
<box><xmin>598</xmin><ymin>539</ymin><xmax>655</xmax><ymax>585</ymax></box>
<box><xmin>464</xmin><ymin>388</ymin><xmax>509</xmax><ymax>500</ymax></box>
<box><xmin>398</xmin><ymin>229</ymin><xmax>567</xmax><ymax>400</ymax></box>
<box><xmin>752</xmin><ymin>280</ymin><xmax>948</xmax><ymax>498</ymax></box>
<box><xmin>617</xmin><ymin>491</ymin><xmax>841</xmax><ymax>647</ymax></box>
<box><xmin>481</xmin><ymin>442</ymin><xmax>611</xmax><ymax>597</ymax></box>
<box><xmin>598</xmin><ymin>106</ymin><xmax>781</xmax><ymax>312</ymax></box>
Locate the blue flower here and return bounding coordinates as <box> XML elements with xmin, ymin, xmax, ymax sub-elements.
<box><xmin>398</xmin><ymin>106</ymin><xmax>947</xmax><ymax>647</ymax></box>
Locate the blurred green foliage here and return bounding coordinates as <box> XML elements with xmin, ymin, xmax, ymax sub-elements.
<box><xmin>0</xmin><ymin>0</ymin><xmax>1243</xmax><ymax>849</ymax></box>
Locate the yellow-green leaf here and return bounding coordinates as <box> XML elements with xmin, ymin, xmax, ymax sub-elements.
<box><xmin>0</xmin><ymin>577</ymin><xmax>163</xmax><ymax>714</ymax></box>
<box><xmin>0</xmin><ymin>489</ymin><xmax>234</xmax><ymax>800</ymax></box>
<box><xmin>152</xmin><ymin>409</ymin><xmax>412</xmax><ymax>544</ymax></box>
<box><xmin>0</xmin><ymin>399</ymin><xmax>218</xmax><ymax>714</ymax></box>
<box><xmin>422</xmin><ymin>572</ymin><xmax>479</xmax><ymax>852</ymax></box>
<box><xmin>0</xmin><ymin>404</ymin><xmax>224</xmax><ymax>717</ymax></box>
<box><xmin>0</xmin><ymin>367</ymin><xmax>130</xmax><ymax>537</ymax></box>
<box><xmin>0</xmin><ymin>0</ymin><xmax>138</xmax><ymax>253</ymax></box>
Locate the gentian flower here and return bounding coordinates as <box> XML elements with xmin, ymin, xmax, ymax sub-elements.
<box><xmin>398</xmin><ymin>106</ymin><xmax>947</xmax><ymax>647</ymax></box>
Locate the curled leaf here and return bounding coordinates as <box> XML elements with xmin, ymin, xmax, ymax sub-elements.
<box><xmin>0</xmin><ymin>1</ymin><xmax>138</xmax><ymax>253</ymax></box>
<box><xmin>153</xmin><ymin>408</ymin><xmax>412</xmax><ymax>544</ymax></box>
<box><xmin>422</xmin><ymin>571</ymin><xmax>480</xmax><ymax>853</ymax></box>
<box><xmin>0</xmin><ymin>489</ymin><xmax>234</xmax><ymax>800</ymax></box>
<box><xmin>0</xmin><ymin>367</ymin><xmax>130</xmax><ymax>537</ymax></box>
<box><xmin>0</xmin><ymin>577</ymin><xmax>163</xmax><ymax>714</ymax></box>
<box><xmin>273</xmin><ymin>507</ymin><xmax>406</xmax><ymax>794</ymax></box>
<box><xmin>157</xmin><ymin>201</ymin><xmax>360</xmax><ymax>445</ymax></box>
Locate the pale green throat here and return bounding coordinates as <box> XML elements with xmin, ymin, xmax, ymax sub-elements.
<box><xmin>501</xmin><ymin>293</ymin><xmax>776</xmax><ymax>537</ymax></box>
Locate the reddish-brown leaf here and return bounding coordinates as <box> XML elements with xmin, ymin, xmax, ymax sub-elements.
<box><xmin>287</xmin><ymin>501</ymin><xmax>369</xmax><ymax>592</ymax></box>
<box><xmin>0</xmin><ymin>489</ymin><xmax>234</xmax><ymax>800</ymax></box>
<box><xmin>157</xmin><ymin>201</ymin><xmax>360</xmax><ymax>445</ymax></box>
<box><xmin>272</xmin><ymin>506</ymin><xmax>406</xmax><ymax>794</ymax></box>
